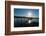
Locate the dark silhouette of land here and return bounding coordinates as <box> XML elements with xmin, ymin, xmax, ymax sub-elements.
<box><xmin>14</xmin><ymin>16</ymin><xmax>39</xmax><ymax>20</ymax></box>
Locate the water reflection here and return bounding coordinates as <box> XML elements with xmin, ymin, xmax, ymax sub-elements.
<box><xmin>14</xmin><ymin>18</ymin><xmax>39</xmax><ymax>27</ymax></box>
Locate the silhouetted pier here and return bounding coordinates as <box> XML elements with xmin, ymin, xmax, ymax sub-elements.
<box><xmin>14</xmin><ymin>16</ymin><xmax>39</xmax><ymax>20</ymax></box>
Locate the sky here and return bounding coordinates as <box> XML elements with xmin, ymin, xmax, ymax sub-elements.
<box><xmin>14</xmin><ymin>8</ymin><xmax>39</xmax><ymax>17</ymax></box>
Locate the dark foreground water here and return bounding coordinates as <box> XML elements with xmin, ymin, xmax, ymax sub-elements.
<box><xmin>14</xmin><ymin>18</ymin><xmax>39</xmax><ymax>27</ymax></box>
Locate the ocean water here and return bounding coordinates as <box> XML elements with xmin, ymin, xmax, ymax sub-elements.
<box><xmin>14</xmin><ymin>18</ymin><xmax>39</xmax><ymax>27</ymax></box>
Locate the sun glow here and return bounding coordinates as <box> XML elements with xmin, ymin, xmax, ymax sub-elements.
<box><xmin>27</xmin><ymin>12</ymin><xmax>33</xmax><ymax>17</ymax></box>
<box><xmin>27</xmin><ymin>12</ymin><xmax>33</xmax><ymax>24</ymax></box>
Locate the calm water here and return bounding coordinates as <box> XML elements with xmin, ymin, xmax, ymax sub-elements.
<box><xmin>14</xmin><ymin>18</ymin><xmax>39</xmax><ymax>27</ymax></box>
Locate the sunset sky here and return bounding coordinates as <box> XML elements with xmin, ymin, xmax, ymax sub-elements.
<box><xmin>14</xmin><ymin>8</ymin><xmax>39</xmax><ymax>18</ymax></box>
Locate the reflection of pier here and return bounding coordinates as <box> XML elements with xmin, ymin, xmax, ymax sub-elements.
<box><xmin>14</xmin><ymin>16</ymin><xmax>39</xmax><ymax>27</ymax></box>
